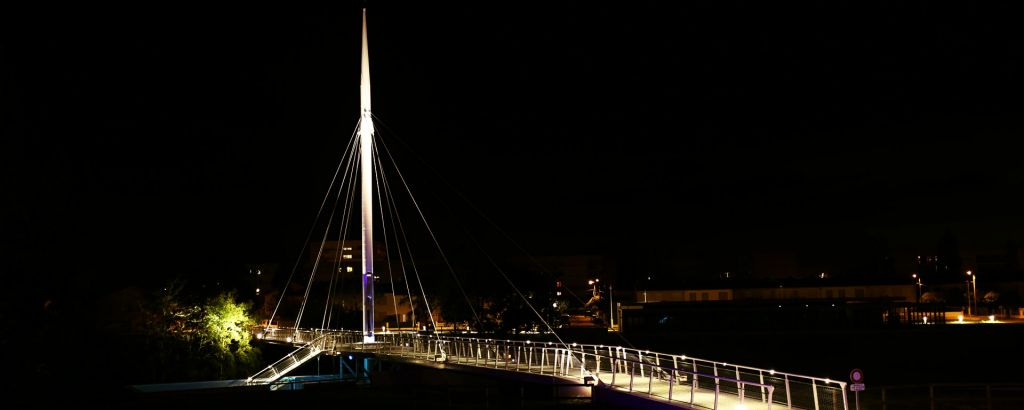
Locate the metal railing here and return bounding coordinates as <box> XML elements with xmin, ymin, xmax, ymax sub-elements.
<box><xmin>256</xmin><ymin>328</ymin><xmax>847</xmax><ymax>409</ymax></box>
<box><xmin>248</xmin><ymin>333</ymin><xmax>330</xmax><ymax>384</ymax></box>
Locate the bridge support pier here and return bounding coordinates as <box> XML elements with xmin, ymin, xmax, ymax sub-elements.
<box><xmin>339</xmin><ymin>353</ymin><xmax>375</xmax><ymax>384</ymax></box>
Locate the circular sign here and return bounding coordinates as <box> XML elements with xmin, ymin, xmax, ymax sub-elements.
<box><xmin>850</xmin><ymin>368</ymin><xmax>864</xmax><ymax>383</ymax></box>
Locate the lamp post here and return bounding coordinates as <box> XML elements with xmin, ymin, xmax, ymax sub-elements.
<box><xmin>609</xmin><ymin>285</ymin><xmax>615</xmax><ymax>330</ymax></box>
<box><xmin>965</xmin><ymin>271</ymin><xmax>973</xmax><ymax>316</ymax></box>
<box><xmin>912</xmin><ymin>273</ymin><xmax>922</xmax><ymax>303</ymax></box>
<box><xmin>971</xmin><ymin>272</ymin><xmax>977</xmax><ymax>317</ymax></box>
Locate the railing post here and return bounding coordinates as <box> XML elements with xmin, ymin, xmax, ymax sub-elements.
<box><xmin>690</xmin><ymin>368</ymin><xmax>695</xmax><ymax>405</ymax></box>
<box><xmin>692</xmin><ymin>358</ymin><xmax>699</xmax><ymax>396</ymax></box>
<box><xmin>638</xmin><ymin>351</ymin><xmax>645</xmax><ymax>379</ymax></box>
<box><xmin>736</xmin><ymin>365</ymin><xmax>743</xmax><ymax>401</ymax></box>
<box><xmin>841</xmin><ymin>382</ymin><xmax>849</xmax><ymax>410</ymax></box>
<box><xmin>629</xmin><ymin>360</ymin><xmax>635</xmax><ymax>392</ymax></box>
<box><xmin>648</xmin><ymin>362</ymin><xmax>653</xmax><ymax>395</ymax></box>
<box><xmin>768</xmin><ymin>385</ymin><xmax>775</xmax><ymax>410</ymax></box>
<box><xmin>812</xmin><ymin>379</ymin><xmax>820</xmax><ymax>410</ymax></box>
<box><xmin>715</xmin><ymin>377</ymin><xmax>720</xmax><ymax>410</ymax></box>
<box><xmin>785</xmin><ymin>374</ymin><xmax>792</xmax><ymax>409</ymax></box>
<box><xmin>611</xmin><ymin>357</ymin><xmax>617</xmax><ymax>386</ymax></box>
<box><xmin>567</xmin><ymin>350</ymin><xmax>572</xmax><ymax>376</ymax></box>
<box><xmin>669</xmin><ymin>369</ymin><xmax>674</xmax><ymax>401</ymax></box>
<box><xmin>760</xmin><ymin>370</ymin><xmax>766</xmax><ymax>402</ymax></box>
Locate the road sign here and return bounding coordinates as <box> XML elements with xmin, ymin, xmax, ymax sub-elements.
<box><xmin>850</xmin><ymin>383</ymin><xmax>865</xmax><ymax>392</ymax></box>
<box><xmin>850</xmin><ymin>368</ymin><xmax>864</xmax><ymax>383</ymax></box>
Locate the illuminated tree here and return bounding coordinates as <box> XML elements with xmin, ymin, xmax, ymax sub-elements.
<box><xmin>199</xmin><ymin>291</ymin><xmax>260</xmax><ymax>378</ymax></box>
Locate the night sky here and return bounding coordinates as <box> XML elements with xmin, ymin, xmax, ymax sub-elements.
<box><xmin>5</xmin><ymin>1</ymin><xmax>1024</xmax><ymax>296</ymax></box>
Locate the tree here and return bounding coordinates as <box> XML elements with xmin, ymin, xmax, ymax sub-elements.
<box><xmin>200</xmin><ymin>291</ymin><xmax>260</xmax><ymax>378</ymax></box>
<box><xmin>135</xmin><ymin>282</ymin><xmax>262</xmax><ymax>382</ymax></box>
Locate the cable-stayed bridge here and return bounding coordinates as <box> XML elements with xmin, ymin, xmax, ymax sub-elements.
<box><xmin>243</xmin><ymin>9</ymin><xmax>851</xmax><ymax>409</ymax></box>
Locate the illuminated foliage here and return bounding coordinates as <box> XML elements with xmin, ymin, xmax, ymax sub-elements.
<box><xmin>201</xmin><ymin>291</ymin><xmax>255</xmax><ymax>356</ymax></box>
<box><xmin>136</xmin><ymin>284</ymin><xmax>262</xmax><ymax>381</ymax></box>
<box><xmin>198</xmin><ymin>291</ymin><xmax>260</xmax><ymax>377</ymax></box>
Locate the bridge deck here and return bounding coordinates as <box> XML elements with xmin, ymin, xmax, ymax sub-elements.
<box><xmin>251</xmin><ymin>329</ymin><xmax>847</xmax><ymax>410</ymax></box>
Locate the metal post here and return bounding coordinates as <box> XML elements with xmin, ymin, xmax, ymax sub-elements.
<box><xmin>629</xmin><ymin>360</ymin><xmax>635</xmax><ymax>391</ymax></box>
<box><xmin>541</xmin><ymin>348</ymin><xmax>546</xmax><ymax>374</ymax></box>
<box><xmin>639</xmin><ymin>351</ymin><xmax>645</xmax><ymax>379</ymax></box>
<box><xmin>690</xmin><ymin>369</ymin><xmax>695</xmax><ymax>405</ymax></box>
<box><xmin>768</xmin><ymin>386</ymin><xmax>775</xmax><ymax>410</ymax></box>
<box><xmin>842</xmin><ymin>382</ymin><xmax>850</xmax><ymax>410</ymax></box>
<box><xmin>692</xmin><ymin>358</ymin><xmax>699</xmax><ymax>395</ymax></box>
<box><xmin>609</xmin><ymin>285</ymin><xmax>615</xmax><ymax>330</ymax></box>
<box><xmin>760</xmin><ymin>370</ymin><xmax>766</xmax><ymax>402</ymax></box>
<box><xmin>735</xmin><ymin>365</ymin><xmax>743</xmax><ymax>401</ymax></box>
<box><xmin>669</xmin><ymin>369</ymin><xmax>674</xmax><ymax>401</ymax></box>
<box><xmin>648</xmin><ymin>363</ymin><xmax>654</xmax><ymax>394</ymax></box>
<box><xmin>812</xmin><ymin>379</ymin><xmax>820</xmax><ymax>410</ymax></box>
<box><xmin>612</xmin><ymin>357</ymin><xmax>617</xmax><ymax>386</ymax></box>
<box><xmin>715</xmin><ymin>378</ymin><xmax>720</xmax><ymax>410</ymax></box>
<box><xmin>580</xmin><ymin>353</ymin><xmax>586</xmax><ymax>380</ymax></box>
<box><xmin>785</xmin><ymin>374</ymin><xmax>792</xmax><ymax>409</ymax></box>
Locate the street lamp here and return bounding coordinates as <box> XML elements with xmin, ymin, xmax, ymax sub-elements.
<box><xmin>912</xmin><ymin>273</ymin><xmax>922</xmax><ymax>303</ymax></box>
<box><xmin>609</xmin><ymin>285</ymin><xmax>615</xmax><ymax>330</ymax></box>
<box><xmin>971</xmin><ymin>272</ymin><xmax>977</xmax><ymax>316</ymax></box>
<box><xmin>965</xmin><ymin>271</ymin><xmax>973</xmax><ymax>316</ymax></box>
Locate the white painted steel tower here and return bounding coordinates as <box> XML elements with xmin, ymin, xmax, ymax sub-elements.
<box><xmin>359</xmin><ymin>8</ymin><xmax>375</xmax><ymax>343</ymax></box>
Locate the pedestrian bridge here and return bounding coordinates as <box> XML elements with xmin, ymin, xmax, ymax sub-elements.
<box><xmin>250</xmin><ymin>328</ymin><xmax>848</xmax><ymax>410</ymax></box>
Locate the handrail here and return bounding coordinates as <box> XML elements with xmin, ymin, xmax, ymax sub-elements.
<box><xmin>247</xmin><ymin>333</ymin><xmax>329</xmax><ymax>383</ymax></box>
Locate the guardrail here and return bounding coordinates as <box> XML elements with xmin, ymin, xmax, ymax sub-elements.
<box><xmin>255</xmin><ymin>328</ymin><xmax>846</xmax><ymax>409</ymax></box>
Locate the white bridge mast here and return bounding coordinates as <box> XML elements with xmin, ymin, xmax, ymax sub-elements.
<box><xmin>359</xmin><ymin>8</ymin><xmax>375</xmax><ymax>343</ymax></box>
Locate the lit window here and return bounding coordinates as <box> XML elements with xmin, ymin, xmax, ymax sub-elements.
<box><xmin>346</xmin><ymin>266</ymin><xmax>354</xmax><ymax>272</ymax></box>
<box><xmin>343</xmin><ymin>247</ymin><xmax>352</xmax><ymax>251</ymax></box>
<box><xmin>343</xmin><ymin>254</ymin><xmax>353</xmax><ymax>259</ymax></box>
